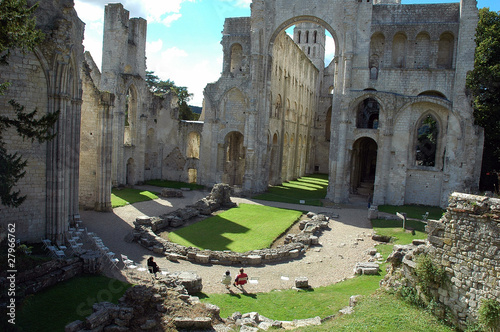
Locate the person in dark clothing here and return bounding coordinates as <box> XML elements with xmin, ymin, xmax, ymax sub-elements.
<box><xmin>147</xmin><ymin>256</ymin><xmax>160</xmax><ymax>277</ymax></box>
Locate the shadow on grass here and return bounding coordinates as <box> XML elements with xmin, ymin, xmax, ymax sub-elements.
<box><xmin>252</xmin><ymin>174</ymin><xmax>329</xmax><ymax>206</ymax></box>
<box><xmin>168</xmin><ymin>215</ymin><xmax>250</xmax><ymax>251</ymax></box>
<box><xmin>111</xmin><ymin>188</ymin><xmax>159</xmax><ymax>207</ymax></box>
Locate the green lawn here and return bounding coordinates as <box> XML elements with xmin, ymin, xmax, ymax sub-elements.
<box><xmin>111</xmin><ymin>188</ymin><xmax>159</xmax><ymax>208</ymax></box>
<box><xmin>252</xmin><ymin>174</ymin><xmax>328</xmax><ymax>206</ymax></box>
<box><xmin>199</xmin><ymin>273</ymin><xmax>384</xmax><ymax>321</ymax></box>
<box><xmin>298</xmin><ymin>291</ymin><xmax>454</xmax><ymax>332</ymax></box>
<box><xmin>378</xmin><ymin>204</ymin><xmax>445</xmax><ymax>220</ymax></box>
<box><xmin>371</xmin><ymin>218</ymin><xmax>428</xmax><ymax>244</ymax></box>
<box><xmin>168</xmin><ymin>203</ymin><xmax>302</xmax><ymax>252</ymax></box>
<box><xmin>145</xmin><ymin>179</ymin><xmax>205</xmax><ymax>190</ymax></box>
<box><xmin>15</xmin><ymin>275</ymin><xmax>131</xmax><ymax>332</ymax></box>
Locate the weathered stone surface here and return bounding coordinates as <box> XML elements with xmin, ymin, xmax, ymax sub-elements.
<box><xmin>354</xmin><ymin>262</ymin><xmax>379</xmax><ymax>275</ymax></box>
<box><xmin>383</xmin><ymin>193</ymin><xmax>500</xmax><ymax>329</ymax></box>
<box><xmin>160</xmin><ymin>188</ymin><xmax>184</xmax><ymax>198</ymax></box>
<box><xmin>175</xmin><ymin>271</ymin><xmax>203</xmax><ymax>294</ymax></box>
<box><xmin>173</xmin><ymin>317</ymin><xmax>212</xmax><ymax>329</ymax></box>
<box><xmin>372</xmin><ymin>234</ymin><xmax>391</xmax><ymax>243</ymax></box>
<box><xmin>295</xmin><ymin>277</ymin><xmax>309</xmax><ymax>288</ymax></box>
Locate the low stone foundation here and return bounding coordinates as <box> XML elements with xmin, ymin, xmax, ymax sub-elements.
<box><xmin>0</xmin><ymin>251</ymin><xmax>101</xmax><ymax>301</ymax></box>
<box><xmin>132</xmin><ymin>183</ymin><xmax>331</xmax><ymax>266</ymax></box>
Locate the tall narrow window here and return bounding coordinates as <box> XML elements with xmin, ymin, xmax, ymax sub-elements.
<box><xmin>392</xmin><ymin>33</ymin><xmax>407</xmax><ymax>68</ymax></box>
<box><xmin>437</xmin><ymin>33</ymin><xmax>454</xmax><ymax>69</ymax></box>
<box><xmin>230</xmin><ymin>43</ymin><xmax>243</xmax><ymax>73</ymax></box>
<box><xmin>415</xmin><ymin>115</ymin><xmax>439</xmax><ymax>166</ymax></box>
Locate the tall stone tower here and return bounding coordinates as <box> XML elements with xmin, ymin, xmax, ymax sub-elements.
<box><xmin>293</xmin><ymin>23</ymin><xmax>326</xmax><ymax>70</ymax></box>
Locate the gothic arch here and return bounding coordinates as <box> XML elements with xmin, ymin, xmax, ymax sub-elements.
<box><xmin>350</xmin><ymin>137</ymin><xmax>378</xmax><ymax>196</ymax></box>
<box><xmin>223</xmin><ymin>131</ymin><xmax>245</xmax><ymax>186</ymax></box>
<box><xmin>269</xmin><ymin>15</ymin><xmax>339</xmax><ymax>58</ymax></box>
<box><xmin>124</xmin><ymin>84</ymin><xmax>138</xmax><ymax>145</ymax></box>
<box><xmin>413</xmin><ymin>112</ymin><xmax>442</xmax><ymax>168</ymax></box>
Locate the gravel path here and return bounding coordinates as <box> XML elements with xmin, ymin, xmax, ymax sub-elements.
<box><xmin>80</xmin><ymin>187</ymin><xmax>377</xmax><ymax>294</ymax></box>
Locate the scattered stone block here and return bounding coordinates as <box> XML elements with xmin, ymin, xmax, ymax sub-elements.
<box><xmin>195</xmin><ymin>253</ymin><xmax>210</xmax><ymax>264</ymax></box>
<box><xmin>295</xmin><ymin>276</ymin><xmax>309</xmax><ymax>288</ymax></box>
<box><xmin>247</xmin><ymin>254</ymin><xmax>262</xmax><ymax>265</ymax></box>
<box><xmin>354</xmin><ymin>262</ymin><xmax>379</xmax><ymax>275</ymax></box>
<box><xmin>372</xmin><ymin>234</ymin><xmax>391</xmax><ymax>242</ymax></box>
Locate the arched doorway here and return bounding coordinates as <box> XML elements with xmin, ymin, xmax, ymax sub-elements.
<box><xmin>351</xmin><ymin>137</ymin><xmax>377</xmax><ymax>197</ymax></box>
<box><xmin>223</xmin><ymin>131</ymin><xmax>245</xmax><ymax>186</ymax></box>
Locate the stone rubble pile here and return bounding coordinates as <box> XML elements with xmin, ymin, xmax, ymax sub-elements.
<box><xmin>132</xmin><ymin>183</ymin><xmax>333</xmax><ymax>266</ymax></box>
<box><xmin>65</xmin><ymin>279</ymin><xmax>218</xmax><ymax>332</ymax></box>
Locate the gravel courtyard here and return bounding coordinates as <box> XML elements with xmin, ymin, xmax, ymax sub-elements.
<box><xmin>80</xmin><ymin>187</ymin><xmax>378</xmax><ymax>294</ymax></box>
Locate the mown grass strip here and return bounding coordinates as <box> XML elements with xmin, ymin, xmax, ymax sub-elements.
<box><xmin>199</xmin><ymin>274</ymin><xmax>384</xmax><ymax>321</ymax></box>
<box><xmin>16</xmin><ymin>275</ymin><xmax>131</xmax><ymax>332</ymax></box>
<box><xmin>252</xmin><ymin>174</ymin><xmax>328</xmax><ymax>206</ymax></box>
<box><xmin>298</xmin><ymin>291</ymin><xmax>455</xmax><ymax>331</ymax></box>
<box><xmin>111</xmin><ymin>188</ymin><xmax>159</xmax><ymax>208</ymax></box>
<box><xmin>168</xmin><ymin>203</ymin><xmax>302</xmax><ymax>252</ymax></box>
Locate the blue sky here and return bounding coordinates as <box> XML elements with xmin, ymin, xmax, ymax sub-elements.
<box><xmin>74</xmin><ymin>0</ymin><xmax>500</xmax><ymax>106</ymax></box>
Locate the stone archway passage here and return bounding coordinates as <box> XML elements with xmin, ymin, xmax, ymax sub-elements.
<box><xmin>351</xmin><ymin>137</ymin><xmax>377</xmax><ymax>196</ymax></box>
<box><xmin>223</xmin><ymin>131</ymin><xmax>245</xmax><ymax>186</ymax></box>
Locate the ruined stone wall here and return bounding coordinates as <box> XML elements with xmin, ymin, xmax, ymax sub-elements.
<box><xmin>270</xmin><ymin>31</ymin><xmax>319</xmax><ymax>183</ymax></box>
<box><xmin>426</xmin><ymin>193</ymin><xmax>500</xmax><ymax>326</ymax></box>
<box><xmin>0</xmin><ymin>49</ymin><xmax>48</xmax><ymax>240</ymax></box>
<box><xmin>0</xmin><ymin>0</ymin><xmax>84</xmax><ymax>242</ymax></box>
<box><xmin>79</xmin><ymin>56</ymin><xmax>115</xmax><ymax>211</ymax></box>
<box><xmin>384</xmin><ymin>193</ymin><xmax>500</xmax><ymax>329</ymax></box>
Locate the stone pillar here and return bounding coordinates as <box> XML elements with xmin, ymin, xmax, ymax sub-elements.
<box><xmin>96</xmin><ymin>92</ymin><xmax>114</xmax><ymax>211</ymax></box>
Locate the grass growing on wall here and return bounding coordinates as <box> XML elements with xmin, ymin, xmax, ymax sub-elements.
<box><xmin>252</xmin><ymin>174</ymin><xmax>329</xmax><ymax>206</ymax></box>
<box><xmin>111</xmin><ymin>188</ymin><xmax>159</xmax><ymax>208</ymax></box>
<box><xmin>297</xmin><ymin>292</ymin><xmax>455</xmax><ymax>332</ymax></box>
<box><xmin>168</xmin><ymin>203</ymin><xmax>302</xmax><ymax>252</ymax></box>
<box><xmin>15</xmin><ymin>275</ymin><xmax>131</xmax><ymax>332</ymax></box>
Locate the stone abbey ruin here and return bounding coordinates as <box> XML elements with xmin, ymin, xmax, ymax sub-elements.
<box><xmin>1</xmin><ymin>0</ymin><xmax>498</xmax><ymax>330</ymax></box>
<box><xmin>0</xmin><ymin>0</ymin><xmax>484</xmax><ymax>243</ymax></box>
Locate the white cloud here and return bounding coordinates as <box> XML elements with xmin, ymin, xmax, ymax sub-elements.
<box><xmin>146</xmin><ymin>45</ymin><xmax>222</xmax><ymax>106</ymax></box>
<box><xmin>219</xmin><ymin>0</ymin><xmax>252</xmax><ymax>8</ymax></box>
<box><xmin>75</xmin><ymin>0</ymin><xmax>222</xmax><ymax>106</ymax></box>
<box><xmin>161</xmin><ymin>13</ymin><xmax>182</xmax><ymax>27</ymax></box>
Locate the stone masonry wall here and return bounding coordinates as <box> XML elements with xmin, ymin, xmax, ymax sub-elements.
<box><xmin>383</xmin><ymin>192</ymin><xmax>500</xmax><ymax>329</ymax></box>
<box><xmin>426</xmin><ymin>193</ymin><xmax>500</xmax><ymax>325</ymax></box>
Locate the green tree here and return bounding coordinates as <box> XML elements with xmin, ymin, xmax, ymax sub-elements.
<box><xmin>145</xmin><ymin>71</ymin><xmax>198</xmax><ymax>120</ymax></box>
<box><xmin>0</xmin><ymin>0</ymin><xmax>60</xmax><ymax>207</ymax></box>
<box><xmin>466</xmin><ymin>8</ymin><xmax>500</xmax><ymax>191</ymax></box>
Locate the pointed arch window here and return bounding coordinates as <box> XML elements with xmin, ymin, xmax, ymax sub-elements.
<box><xmin>356</xmin><ymin>98</ymin><xmax>380</xmax><ymax>129</ymax></box>
<box><xmin>415</xmin><ymin>114</ymin><xmax>439</xmax><ymax>167</ymax></box>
